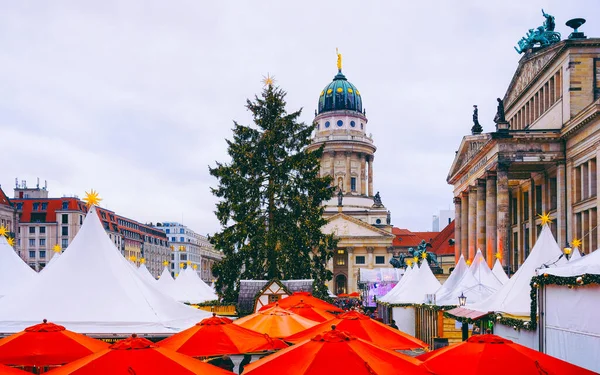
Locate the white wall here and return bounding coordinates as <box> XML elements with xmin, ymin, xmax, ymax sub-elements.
<box><xmin>494</xmin><ymin>324</ymin><xmax>539</xmax><ymax>351</ymax></box>
<box><xmin>392</xmin><ymin>306</ymin><xmax>415</xmax><ymax>337</ymax></box>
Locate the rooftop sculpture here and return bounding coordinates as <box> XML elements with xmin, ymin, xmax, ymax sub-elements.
<box><xmin>515</xmin><ymin>9</ymin><xmax>561</xmax><ymax>54</ymax></box>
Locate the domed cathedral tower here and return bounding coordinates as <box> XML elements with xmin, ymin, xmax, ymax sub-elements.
<box><xmin>309</xmin><ymin>51</ymin><xmax>394</xmax><ymax>295</ymax></box>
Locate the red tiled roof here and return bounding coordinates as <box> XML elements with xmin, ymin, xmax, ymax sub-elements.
<box><xmin>392</xmin><ymin>227</ymin><xmax>440</xmax><ymax>247</ymax></box>
<box><xmin>0</xmin><ymin>187</ymin><xmax>12</xmax><ymax>207</ymax></box>
<box><xmin>429</xmin><ymin>220</ymin><xmax>455</xmax><ymax>256</ymax></box>
<box><xmin>14</xmin><ymin>198</ymin><xmax>86</xmax><ymax>223</ymax></box>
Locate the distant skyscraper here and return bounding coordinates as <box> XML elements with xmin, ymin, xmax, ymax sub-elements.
<box><xmin>433</xmin><ymin>209</ymin><xmax>454</xmax><ymax>231</ymax></box>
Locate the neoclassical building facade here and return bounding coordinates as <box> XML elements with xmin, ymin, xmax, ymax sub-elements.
<box><xmin>308</xmin><ymin>57</ymin><xmax>394</xmax><ymax>294</ymax></box>
<box><xmin>448</xmin><ymin>33</ymin><xmax>600</xmax><ymax>274</ymax></box>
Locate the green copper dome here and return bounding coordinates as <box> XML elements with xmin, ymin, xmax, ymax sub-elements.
<box><xmin>318</xmin><ymin>70</ymin><xmax>363</xmax><ymax>114</ymax></box>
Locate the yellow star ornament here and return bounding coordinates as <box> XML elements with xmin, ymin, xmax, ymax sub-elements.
<box><xmin>140</xmin><ymin>258</ymin><xmax>146</xmax><ymax>264</ymax></box>
<box><xmin>538</xmin><ymin>212</ymin><xmax>552</xmax><ymax>226</ymax></box>
<box><xmin>192</xmin><ymin>264</ymin><xmax>198</xmax><ymax>270</ymax></box>
<box><xmin>413</xmin><ymin>256</ymin><xmax>419</xmax><ymax>264</ymax></box>
<box><xmin>53</xmin><ymin>244</ymin><xmax>62</xmax><ymax>253</ymax></box>
<box><xmin>83</xmin><ymin>189</ymin><xmax>102</xmax><ymax>207</ymax></box>
<box><xmin>262</xmin><ymin>73</ymin><xmax>275</xmax><ymax>87</ymax></box>
<box><xmin>571</xmin><ymin>238</ymin><xmax>582</xmax><ymax>248</ymax></box>
<box><xmin>495</xmin><ymin>252</ymin><xmax>502</xmax><ymax>260</ymax></box>
<box><xmin>421</xmin><ymin>252</ymin><xmax>428</xmax><ymax>260</ymax></box>
<box><xmin>406</xmin><ymin>259</ymin><xmax>413</xmax><ymax>267</ymax></box>
<box><xmin>466</xmin><ymin>259</ymin><xmax>472</xmax><ymax>266</ymax></box>
<box><xmin>6</xmin><ymin>237</ymin><xmax>15</xmax><ymax>247</ymax></box>
<box><xmin>0</xmin><ymin>226</ymin><xmax>8</xmax><ymax>237</ymax></box>
<box><xmin>162</xmin><ymin>260</ymin><xmax>169</xmax><ymax>267</ymax></box>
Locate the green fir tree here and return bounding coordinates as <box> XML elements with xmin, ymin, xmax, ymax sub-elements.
<box><xmin>209</xmin><ymin>82</ymin><xmax>337</xmax><ymax>302</ymax></box>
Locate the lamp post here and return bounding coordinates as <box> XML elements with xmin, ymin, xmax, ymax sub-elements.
<box><xmin>458</xmin><ymin>292</ymin><xmax>468</xmax><ymax>341</ymax></box>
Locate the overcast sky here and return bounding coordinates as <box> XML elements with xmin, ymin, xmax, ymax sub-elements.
<box><xmin>2</xmin><ymin>0</ymin><xmax>599</xmax><ymax>234</ymax></box>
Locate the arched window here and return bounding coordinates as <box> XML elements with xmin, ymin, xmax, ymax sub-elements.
<box><xmin>335</xmin><ymin>274</ymin><xmax>347</xmax><ymax>295</ymax></box>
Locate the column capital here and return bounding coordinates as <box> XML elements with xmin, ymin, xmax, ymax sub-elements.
<box><xmin>346</xmin><ymin>247</ymin><xmax>355</xmax><ymax>254</ymax></box>
<box><xmin>453</xmin><ymin>196</ymin><xmax>461</xmax><ymax>204</ymax></box>
<box><xmin>345</xmin><ymin>151</ymin><xmax>352</xmax><ymax>157</ymax></box>
<box><xmin>386</xmin><ymin>246</ymin><xmax>395</xmax><ymax>253</ymax></box>
<box><xmin>477</xmin><ymin>178</ymin><xmax>487</xmax><ymax>187</ymax></box>
<box><xmin>486</xmin><ymin>170</ymin><xmax>497</xmax><ymax>180</ymax></box>
<box><xmin>469</xmin><ymin>185</ymin><xmax>478</xmax><ymax>193</ymax></box>
<box><xmin>329</xmin><ymin>150</ymin><xmax>336</xmax><ymax>157</ymax></box>
<box><xmin>366</xmin><ymin>247</ymin><xmax>375</xmax><ymax>254</ymax></box>
<box><xmin>497</xmin><ymin>159</ymin><xmax>511</xmax><ymax>172</ymax></box>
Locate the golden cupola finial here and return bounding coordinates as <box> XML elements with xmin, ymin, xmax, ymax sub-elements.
<box><xmin>336</xmin><ymin>48</ymin><xmax>342</xmax><ymax>72</ymax></box>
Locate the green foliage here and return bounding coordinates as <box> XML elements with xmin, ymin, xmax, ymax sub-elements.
<box><xmin>209</xmin><ymin>84</ymin><xmax>337</xmax><ymax>302</ymax></box>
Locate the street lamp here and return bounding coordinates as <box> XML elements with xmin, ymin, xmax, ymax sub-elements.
<box><xmin>458</xmin><ymin>292</ymin><xmax>468</xmax><ymax>341</ymax></box>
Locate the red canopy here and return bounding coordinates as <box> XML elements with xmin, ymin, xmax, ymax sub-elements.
<box><xmin>0</xmin><ymin>320</ymin><xmax>108</xmax><ymax>367</ymax></box>
<box><xmin>418</xmin><ymin>334</ymin><xmax>597</xmax><ymax>375</ymax></box>
<box><xmin>286</xmin><ymin>302</ymin><xmax>336</xmax><ymax>323</ymax></box>
<box><xmin>47</xmin><ymin>334</ymin><xmax>235</xmax><ymax>375</ymax></box>
<box><xmin>234</xmin><ymin>305</ymin><xmax>318</xmax><ymax>338</ymax></box>
<box><xmin>244</xmin><ymin>328</ymin><xmax>431</xmax><ymax>375</ymax></box>
<box><xmin>259</xmin><ymin>292</ymin><xmax>342</xmax><ymax>313</ymax></box>
<box><xmin>158</xmin><ymin>313</ymin><xmax>287</xmax><ymax>357</ymax></box>
<box><xmin>0</xmin><ymin>364</ymin><xmax>29</xmax><ymax>374</ymax></box>
<box><xmin>284</xmin><ymin>311</ymin><xmax>427</xmax><ymax>350</ymax></box>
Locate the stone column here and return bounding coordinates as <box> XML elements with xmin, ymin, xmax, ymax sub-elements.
<box><xmin>367</xmin><ymin>247</ymin><xmax>374</xmax><ymax>269</ymax></box>
<box><xmin>485</xmin><ymin>172</ymin><xmax>497</xmax><ymax>267</ymax></box>
<box><xmin>360</xmin><ymin>153</ymin><xmax>367</xmax><ymax>195</ymax></box>
<box><xmin>529</xmin><ymin>177</ymin><xmax>535</xmax><ymax>251</ymax></box>
<box><xmin>497</xmin><ymin>162</ymin><xmax>510</xmax><ymax>270</ymax></box>
<box><xmin>476</xmin><ymin>179</ymin><xmax>486</xmax><ymax>256</ymax></box>
<box><xmin>453</xmin><ymin>196</ymin><xmax>462</xmax><ymax>262</ymax></box>
<box><xmin>345</xmin><ymin>152</ymin><xmax>352</xmax><ymax>193</ymax></box>
<box><xmin>597</xmin><ymin>145</ymin><xmax>600</xmax><ymax>249</ymax></box>
<box><xmin>329</xmin><ymin>151</ymin><xmax>336</xmax><ymax>187</ymax></box>
<box><xmin>460</xmin><ymin>191</ymin><xmax>469</xmax><ymax>258</ymax></box>
<box><xmin>565</xmin><ymin>160</ymin><xmax>573</xmax><ymax>248</ymax></box>
<box><xmin>468</xmin><ymin>186</ymin><xmax>477</xmax><ymax>260</ymax></box>
<box><xmin>368</xmin><ymin>156</ymin><xmax>374</xmax><ymax>197</ymax></box>
<box><xmin>346</xmin><ymin>247</ymin><xmax>355</xmax><ymax>293</ymax></box>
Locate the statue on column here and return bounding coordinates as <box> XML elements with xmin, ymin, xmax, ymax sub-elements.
<box><xmin>373</xmin><ymin>191</ymin><xmax>382</xmax><ymax>206</ymax></box>
<box><xmin>471</xmin><ymin>105</ymin><xmax>483</xmax><ymax>135</ymax></box>
<box><xmin>337</xmin><ymin>188</ymin><xmax>343</xmax><ymax>206</ymax></box>
<box><xmin>494</xmin><ymin>98</ymin><xmax>506</xmax><ymax>123</ymax></box>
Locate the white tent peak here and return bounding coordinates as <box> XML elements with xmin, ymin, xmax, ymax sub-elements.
<box><xmin>547</xmin><ymin>248</ymin><xmax>600</xmax><ymax>277</ymax></box>
<box><xmin>433</xmin><ymin>255</ymin><xmax>468</xmax><ymax>303</ymax></box>
<box><xmin>569</xmin><ymin>247</ymin><xmax>582</xmax><ymax>262</ymax></box>
<box><xmin>380</xmin><ymin>263</ymin><xmax>417</xmax><ymax>303</ymax></box>
<box><xmin>0</xmin><ymin>205</ymin><xmax>210</xmax><ymax>333</ymax></box>
<box><xmin>492</xmin><ymin>259</ymin><xmax>509</xmax><ymax>284</ymax></box>
<box><xmin>137</xmin><ymin>263</ymin><xmax>157</xmax><ymax>284</ymax></box>
<box><xmin>386</xmin><ymin>260</ymin><xmax>441</xmax><ymax>304</ymax></box>
<box><xmin>0</xmin><ymin>235</ymin><xmax>37</xmax><ymax>298</ymax></box>
<box><xmin>468</xmin><ymin>224</ymin><xmax>566</xmax><ymax>317</ymax></box>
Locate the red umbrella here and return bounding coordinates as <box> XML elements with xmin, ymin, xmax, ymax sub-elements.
<box><xmin>158</xmin><ymin>313</ymin><xmax>287</xmax><ymax>357</ymax></box>
<box><xmin>243</xmin><ymin>327</ymin><xmax>432</xmax><ymax>375</ymax></box>
<box><xmin>46</xmin><ymin>334</ymin><xmax>234</xmax><ymax>375</ymax></box>
<box><xmin>258</xmin><ymin>292</ymin><xmax>342</xmax><ymax>313</ymax></box>
<box><xmin>285</xmin><ymin>311</ymin><xmax>427</xmax><ymax>350</ymax></box>
<box><xmin>234</xmin><ymin>305</ymin><xmax>318</xmax><ymax>338</ymax></box>
<box><xmin>286</xmin><ymin>301</ymin><xmax>336</xmax><ymax>323</ymax></box>
<box><xmin>0</xmin><ymin>320</ymin><xmax>108</xmax><ymax>367</ymax></box>
<box><xmin>0</xmin><ymin>364</ymin><xmax>29</xmax><ymax>374</ymax></box>
<box><xmin>418</xmin><ymin>334</ymin><xmax>597</xmax><ymax>375</ymax></box>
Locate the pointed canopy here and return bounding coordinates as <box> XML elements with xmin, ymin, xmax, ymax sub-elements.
<box><xmin>43</xmin><ymin>252</ymin><xmax>62</xmax><ymax>272</ymax></box>
<box><xmin>157</xmin><ymin>267</ymin><xmax>177</xmax><ymax>296</ymax></box>
<box><xmin>284</xmin><ymin>311</ymin><xmax>427</xmax><ymax>350</ymax></box>
<box><xmin>234</xmin><ymin>305</ymin><xmax>318</xmax><ymax>338</ymax></box>
<box><xmin>379</xmin><ymin>263</ymin><xmax>417</xmax><ymax>303</ymax></box>
<box><xmin>468</xmin><ymin>225</ymin><xmax>565</xmax><ymax>317</ymax></box>
<box><xmin>547</xmin><ymin>247</ymin><xmax>600</xmax><ymax>277</ymax></box>
<box><xmin>259</xmin><ymin>291</ymin><xmax>342</xmax><ymax>313</ymax></box>
<box><xmin>385</xmin><ymin>261</ymin><xmax>441</xmax><ymax>304</ymax></box>
<box><xmin>0</xmin><ymin>206</ymin><xmax>210</xmax><ymax>334</ymax></box>
<box><xmin>173</xmin><ymin>267</ymin><xmax>217</xmax><ymax>304</ymax></box>
<box><xmin>285</xmin><ymin>301</ymin><xmax>337</xmax><ymax>323</ymax></box>
<box><xmin>137</xmin><ymin>263</ymin><xmax>157</xmax><ymax>284</ymax></box>
<box><xmin>418</xmin><ymin>334</ymin><xmax>597</xmax><ymax>375</ymax></box>
<box><xmin>245</xmin><ymin>328</ymin><xmax>430</xmax><ymax>375</ymax></box>
<box><xmin>434</xmin><ymin>255</ymin><xmax>468</xmax><ymax>304</ymax></box>
<box><xmin>492</xmin><ymin>259</ymin><xmax>509</xmax><ymax>284</ymax></box>
<box><xmin>0</xmin><ymin>235</ymin><xmax>37</xmax><ymax>298</ymax></box>
<box><xmin>569</xmin><ymin>247</ymin><xmax>582</xmax><ymax>262</ymax></box>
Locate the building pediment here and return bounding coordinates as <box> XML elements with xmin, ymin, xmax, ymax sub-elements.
<box><xmin>504</xmin><ymin>42</ymin><xmax>564</xmax><ymax>108</ymax></box>
<box><xmin>322</xmin><ymin>213</ymin><xmax>393</xmax><ymax>238</ymax></box>
<box><xmin>447</xmin><ymin>134</ymin><xmax>493</xmax><ymax>183</ymax></box>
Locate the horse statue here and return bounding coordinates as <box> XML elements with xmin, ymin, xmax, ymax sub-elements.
<box><xmin>515</xmin><ymin>9</ymin><xmax>561</xmax><ymax>54</ymax></box>
<box><xmin>389</xmin><ymin>240</ymin><xmax>440</xmax><ymax>269</ymax></box>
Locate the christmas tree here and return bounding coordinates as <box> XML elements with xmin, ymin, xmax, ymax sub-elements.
<box><xmin>209</xmin><ymin>78</ymin><xmax>337</xmax><ymax>302</ymax></box>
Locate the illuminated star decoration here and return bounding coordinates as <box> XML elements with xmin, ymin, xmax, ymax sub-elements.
<box><xmin>187</xmin><ymin>260</ymin><xmax>192</xmax><ymax>266</ymax></box>
<box><xmin>571</xmin><ymin>238</ymin><xmax>582</xmax><ymax>248</ymax></box>
<box><xmin>83</xmin><ymin>189</ymin><xmax>102</xmax><ymax>207</ymax></box>
<box><xmin>140</xmin><ymin>258</ymin><xmax>146</xmax><ymax>264</ymax></box>
<box><xmin>406</xmin><ymin>259</ymin><xmax>413</xmax><ymax>267</ymax></box>
<box><xmin>495</xmin><ymin>252</ymin><xmax>502</xmax><ymax>260</ymax></box>
<box><xmin>262</xmin><ymin>73</ymin><xmax>275</xmax><ymax>87</ymax></box>
<box><xmin>413</xmin><ymin>256</ymin><xmax>419</xmax><ymax>264</ymax></box>
<box><xmin>421</xmin><ymin>252</ymin><xmax>428</xmax><ymax>260</ymax></box>
<box><xmin>538</xmin><ymin>212</ymin><xmax>552</xmax><ymax>226</ymax></box>
<box><xmin>163</xmin><ymin>260</ymin><xmax>169</xmax><ymax>266</ymax></box>
<box><xmin>466</xmin><ymin>259</ymin><xmax>472</xmax><ymax>266</ymax></box>
<box><xmin>6</xmin><ymin>237</ymin><xmax>15</xmax><ymax>247</ymax></box>
<box><xmin>0</xmin><ymin>226</ymin><xmax>7</xmax><ymax>237</ymax></box>
<box><xmin>130</xmin><ymin>255</ymin><xmax>137</xmax><ymax>262</ymax></box>
<box><xmin>179</xmin><ymin>262</ymin><xmax>184</xmax><ymax>268</ymax></box>
<box><xmin>193</xmin><ymin>264</ymin><xmax>198</xmax><ymax>270</ymax></box>
<box><xmin>53</xmin><ymin>244</ymin><xmax>62</xmax><ymax>253</ymax></box>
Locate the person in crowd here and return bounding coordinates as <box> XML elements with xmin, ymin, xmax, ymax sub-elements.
<box><xmin>390</xmin><ymin>320</ymin><xmax>399</xmax><ymax>329</ymax></box>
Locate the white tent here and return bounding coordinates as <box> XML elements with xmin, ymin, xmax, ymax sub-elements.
<box><xmin>468</xmin><ymin>225</ymin><xmax>565</xmax><ymax>317</ymax></box>
<box><xmin>569</xmin><ymin>247</ymin><xmax>582</xmax><ymax>262</ymax></box>
<box><xmin>436</xmin><ymin>250</ymin><xmax>502</xmax><ymax>306</ymax></box>
<box><xmin>492</xmin><ymin>259</ymin><xmax>510</xmax><ymax>284</ymax></box>
<box><xmin>0</xmin><ymin>236</ymin><xmax>37</xmax><ymax>298</ymax></box>
<box><xmin>433</xmin><ymin>255</ymin><xmax>468</xmax><ymax>304</ymax></box>
<box><xmin>386</xmin><ymin>260</ymin><xmax>441</xmax><ymax>304</ymax></box>
<box><xmin>157</xmin><ymin>267</ymin><xmax>176</xmax><ymax>292</ymax></box>
<box><xmin>379</xmin><ymin>263</ymin><xmax>417</xmax><ymax>303</ymax></box>
<box><xmin>542</xmin><ymin>249</ymin><xmax>600</xmax><ymax>372</ymax></box>
<box><xmin>0</xmin><ymin>206</ymin><xmax>210</xmax><ymax>334</ymax></box>
<box><xmin>137</xmin><ymin>263</ymin><xmax>157</xmax><ymax>284</ymax></box>
<box><xmin>41</xmin><ymin>251</ymin><xmax>62</xmax><ymax>273</ymax></box>
<box><xmin>173</xmin><ymin>267</ymin><xmax>217</xmax><ymax>304</ymax></box>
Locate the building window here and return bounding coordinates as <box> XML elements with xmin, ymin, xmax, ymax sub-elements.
<box><xmin>268</xmin><ymin>294</ymin><xmax>280</xmax><ymax>304</ymax></box>
<box><xmin>180</xmin><ymin>237</ymin><xmax>184</xmax><ymax>242</ymax></box>
<box><xmin>29</xmin><ymin>227</ymin><xmax>35</xmax><ymax>234</ymax></box>
<box><xmin>33</xmin><ymin>203</ymin><xmax>39</xmax><ymax>211</ymax></box>
<box><xmin>511</xmin><ymin>197</ymin><xmax>518</xmax><ymax>225</ymax></box>
<box><xmin>39</xmin><ymin>239</ymin><xmax>46</xmax><ymax>246</ymax></box>
<box><xmin>549</xmin><ymin>178</ymin><xmax>557</xmax><ymax>210</ymax></box>
<box><xmin>351</xmin><ymin>177</ymin><xmax>356</xmax><ymax>192</ymax></box>
<box><xmin>62</xmin><ymin>201</ymin><xmax>68</xmax><ymax>210</ymax></box>
<box><xmin>61</xmin><ymin>239</ymin><xmax>68</xmax><ymax>248</ymax></box>
<box><xmin>180</xmin><ymin>228</ymin><xmax>185</xmax><ymax>234</ymax></box>
<box><xmin>29</xmin><ymin>239</ymin><xmax>35</xmax><ymax>246</ymax></box>
<box><xmin>62</xmin><ymin>214</ymin><xmax>68</xmax><ymax>224</ymax></box>
<box><xmin>29</xmin><ymin>251</ymin><xmax>35</xmax><ymax>259</ymax></box>
<box><xmin>171</xmin><ymin>237</ymin><xmax>176</xmax><ymax>242</ymax></box>
<box><xmin>80</xmin><ymin>216</ymin><xmax>83</xmax><ymax>225</ymax></box>
<box><xmin>335</xmin><ymin>256</ymin><xmax>346</xmax><ymax>266</ymax></box>
<box><xmin>41</xmin><ymin>202</ymin><xmax>47</xmax><ymax>210</ymax></box>
<box><xmin>337</xmin><ymin>120</ymin><xmax>343</xmax><ymax>127</ymax></box>
<box><xmin>40</xmin><ymin>226</ymin><xmax>46</xmax><ymax>234</ymax></box>
<box><xmin>62</xmin><ymin>226</ymin><xmax>68</xmax><ymax>236</ymax></box>
<box><xmin>375</xmin><ymin>256</ymin><xmax>385</xmax><ymax>264</ymax></box>
<box><xmin>535</xmin><ymin>185</ymin><xmax>543</xmax><ymax>215</ymax></box>
<box><xmin>355</xmin><ymin>256</ymin><xmax>365</xmax><ymax>265</ymax></box>
<box><xmin>524</xmin><ymin>228</ymin><xmax>530</xmax><ymax>259</ymax></box>
<box><xmin>325</xmin><ymin>121</ymin><xmax>330</xmax><ymax>128</ymax></box>
<box><xmin>350</xmin><ymin>121</ymin><xmax>356</xmax><ymax>127</ymax></box>
<box><xmin>523</xmin><ymin>191</ymin><xmax>529</xmax><ymax>221</ymax></box>
<box><xmin>40</xmin><ymin>250</ymin><xmax>46</xmax><ymax>259</ymax></box>
<box><xmin>166</xmin><ymin>229</ymin><xmax>170</xmax><ymax>234</ymax></box>
<box><xmin>16</xmin><ymin>203</ymin><xmax>22</xmax><ymax>210</ymax></box>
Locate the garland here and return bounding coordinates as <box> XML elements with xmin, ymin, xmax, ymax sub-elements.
<box><xmin>193</xmin><ymin>300</ymin><xmax>236</xmax><ymax>307</ymax></box>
